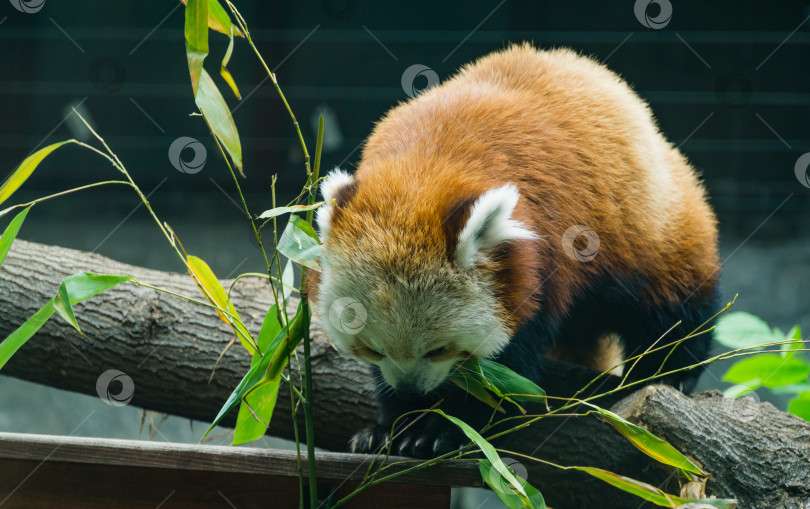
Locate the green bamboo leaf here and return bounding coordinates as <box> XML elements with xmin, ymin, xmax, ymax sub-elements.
<box><xmin>479</xmin><ymin>459</ymin><xmax>545</xmax><ymax>509</ymax></box>
<box><xmin>0</xmin><ymin>301</ymin><xmax>55</xmax><ymax>370</ymax></box>
<box><xmin>592</xmin><ymin>407</ymin><xmax>704</xmax><ymax>475</ymax></box>
<box><xmin>180</xmin><ymin>0</ymin><xmax>243</xmax><ymax>36</ymax></box>
<box><xmin>714</xmin><ymin>312</ymin><xmax>782</xmax><ymax>350</ymax></box>
<box><xmin>187</xmin><ymin>255</ymin><xmax>253</xmax><ymax>354</ymax></box>
<box><xmin>0</xmin><ymin>207</ymin><xmax>31</xmax><ymax>269</ymax></box>
<box><xmin>788</xmin><ymin>392</ymin><xmax>810</xmax><ymax>421</ymax></box>
<box><xmin>202</xmin><ymin>302</ymin><xmax>305</xmax><ymax>440</ymax></box>
<box><xmin>196</xmin><ymin>69</ymin><xmax>243</xmax><ymax>175</ymax></box>
<box><xmin>277</xmin><ymin>215</ymin><xmax>324</xmax><ymax>270</ymax></box>
<box><xmin>233</xmin><ymin>305</ymin><xmax>284</xmax><ymax>445</ymax></box>
<box><xmin>52</xmin><ymin>281</ymin><xmax>82</xmax><ymax>335</ymax></box>
<box><xmin>219</xmin><ymin>24</ymin><xmax>241</xmax><ymax>100</ymax></box>
<box><xmin>0</xmin><ymin>141</ymin><xmax>76</xmax><ymax>207</ymax></box>
<box><xmin>722</xmin><ymin>354</ymin><xmax>810</xmax><ymax>388</ymax></box>
<box><xmin>184</xmin><ymin>0</ymin><xmax>208</xmax><ymax>96</ymax></box>
<box><xmin>281</xmin><ymin>258</ymin><xmax>294</xmax><ymax>304</ymax></box>
<box><xmin>433</xmin><ymin>410</ymin><xmax>528</xmax><ymax>502</ymax></box>
<box><xmin>572</xmin><ymin>467</ymin><xmax>737</xmax><ymax>508</ymax></box>
<box><xmin>258</xmin><ymin>202</ymin><xmax>330</xmax><ymax>220</ymax></box>
<box><xmin>447</xmin><ymin>361</ymin><xmax>504</xmax><ymax>412</ymax></box>
<box><xmin>781</xmin><ymin>326</ymin><xmax>804</xmax><ymax>357</ymax></box>
<box><xmin>771</xmin><ymin>382</ymin><xmax>810</xmax><ymax>395</ymax></box>
<box><xmin>206</xmin><ymin>0</ymin><xmax>243</xmax><ymax>36</ymax></box>
<box><xmin>479</xmin><ymin>359</ymin><xmax>546</xmax><ymax>402</ymax></box>
<box><xmin>0</xmin><ymin>272</ymin><xmax>133</xmax><ymax>371</ymax></box>
<box><xmin>62</xmin><ymin>273</ymin><xmax>133</xmax><ymax>303</ymax></box>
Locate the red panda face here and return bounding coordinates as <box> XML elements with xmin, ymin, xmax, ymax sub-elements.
<box><xmin>314</xmin><ymin>170</ymin><xmax>537</xmax><ymax>394</ymax></box>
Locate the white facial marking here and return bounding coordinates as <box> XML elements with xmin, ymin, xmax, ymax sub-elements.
<box><xmin>317</xmin><ymin>253</ymin><xmax>511</xmax><ymax>394</ymax></box>
<box><xmin>455</xmin><ymin>184</ymin><xmax>537</xmax><ymax>268</ymax></box>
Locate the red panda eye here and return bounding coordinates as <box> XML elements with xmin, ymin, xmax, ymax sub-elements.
<box><xmin>424</xmin><ymin>346</ymin><xmax>446</xmax><ymax>358</ymax></box>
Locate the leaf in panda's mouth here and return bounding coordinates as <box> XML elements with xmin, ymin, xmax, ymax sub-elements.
<box><xmin>448</xmin><ymin>358</ymin><xmax>547</xmax><ymax>414</ymax></box>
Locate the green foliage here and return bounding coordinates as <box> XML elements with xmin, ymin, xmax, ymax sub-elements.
<box><xmin>479</xmin><ymin>459</ymin><xmax>546</xmax><ymax>509</ymax></box>
<box><xmin>716</xmin><ymin>312</ymin><xmax>809</xmax><ymax>421</ymax></box>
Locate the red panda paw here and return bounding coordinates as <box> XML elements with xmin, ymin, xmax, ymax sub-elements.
<box><xmin>348</xmin><ymin>417</ymin><xmax>467</xmax><ymax>458</ymax></box>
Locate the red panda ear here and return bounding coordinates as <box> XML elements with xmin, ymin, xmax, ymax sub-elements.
<box><xmin>455</xmin><ymin>184</ymin><xmax>537</xmax><ymax>268</ymax></box>
<box><xmin>317</xmin><ymin>169</ymin><xmax>355</xmax><ymax>238</ymax></box>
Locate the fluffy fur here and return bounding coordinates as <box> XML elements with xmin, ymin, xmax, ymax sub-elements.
<box><xmin>310</xmin><ymin>44</ymin><xmax>720</xmax><ymax>458</ymax></box>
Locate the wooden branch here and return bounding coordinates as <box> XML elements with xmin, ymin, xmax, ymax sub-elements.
<box><xmin>1</xmin><ymin>240</ymin><xmax>808</xmax><ymax>509</ymax></box>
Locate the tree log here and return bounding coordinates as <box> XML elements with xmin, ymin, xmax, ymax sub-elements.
<box><xmin>1</xmin><ymin>239</ymin><xmax>809</xmax><ymax>509</ymax></box>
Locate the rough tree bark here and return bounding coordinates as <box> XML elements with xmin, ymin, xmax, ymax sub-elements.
<box><xmin>1</xmin><ymin>240</ymin><xmax>808</xmax><ymax>509</ymax></box>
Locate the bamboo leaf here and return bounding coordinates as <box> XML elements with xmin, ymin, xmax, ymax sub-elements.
<box><xmin>62</xmin><ymin>272</ymin><xmax>133</xmax><ymax>304</ymax></box>
<box><xmin>202</xmin><ymin>302</ymin><xmax>305</xmax><ymax>440</ymax></box>
<box><xmin>0</xmin><ymin>207</ymin><xmax>31</xmax><ymax>269</ymax></box>
<box><xmin>187</xmin><ymin>255</ymin><xmax>253</xmax><ymax>354</ymax></box>
<box><xmin>572</xmin><ymin>467</ymin><xmax>737</xmax><ymax>508</ymax></box>
<box><xmin>0</xmin><ymin>301</ymin><xmax>55</xmax><ymax>370</ymax></box>
<box><xmin>592</xmin><ymin>406</ymin><xmax>704</xmax><ymax>475</ymax></box>
<box><xmin>233</xmin><ymin>305</ymin><xmax>284</xmax><ymax>445</ymax></box>
<box><xmin>479</xmin><ymin>459</ymin><xmax>545</xmax><ymax>509</ymax></box>
<box><xmin>52</xmin><ymin>281</ymin><xmax>82</xmax><ymax>335</ymax></box>
<box><xmin>0</xmin><ymin>141</ymin><xmax>76</xmax><ymax>207</ymax></box>
<box><xmin>196</xmin><ymin>69</ymin><xmax>243</xmax><ymax>175</ymax></box>
<box><xmin>714</xmin><ymin>312</ymin><xmax>782</xmax><ymax>350</ymax></box>
<box><xmin>723</xmin><ymin>354</ymin><xmax>810</xmax><ymax>388</ymax></box>
<box><xmin>434</xmin><ymin>410</ymin><xmax>528</xmax><ymax>502</ymax></box>
<box><xmin>788</xmin><ymin>392</ymin><xmax>810</xmax><ymax>421</ymax></box>
<box><xmin>0</xmin><ymin>272</ymin><xmax>132</xmax><ymax>370</ymax></box>
<box><xmin>479</xmin><ymin>359</ymin><xmax>546</xmax><ymax>402</ymax></box>
<box><xmin>258</xmin><ymin>202</ymin><xmax>330</xmax><ymax>220</ymax></box>
<box><xmin>219</xmin><ymin>24</ymin><xmax>241</xmax><ymax>99</ymax></box>
<box><xmin>184</xmin><ymin>0</ymin><xmax>208</xmax><ymax>96</ymax></box>
<box><xmin>179</xmin><ymin>0</ymin><xmax>243</xmax><ymax>36</ymax></box>
<box><xmin>277</xmin><ymin>215</ymin><xmax>323</xmax><ymax>270</ymax></box>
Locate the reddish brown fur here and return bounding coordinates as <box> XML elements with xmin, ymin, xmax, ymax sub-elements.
<box><xmin>318</xmin><ymin>44</ymin><xmax>719</xmax><ymax>334</ymax></box>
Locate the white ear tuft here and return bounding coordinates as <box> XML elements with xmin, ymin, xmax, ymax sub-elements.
<box><xmin>317</xmin><ymin>168</ymin><xmax>354</xmax><ymax>238</ymax></box>
<box><xmin>455</xmin><ymin>184</ymin><xmax>537</xmax><ymax>267</ymax></box>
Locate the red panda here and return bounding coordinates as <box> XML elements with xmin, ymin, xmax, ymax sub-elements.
<box><xmin>311</xmin><ymin>44</ymin><xmax>720</xmax><ymax>458</ymax></box>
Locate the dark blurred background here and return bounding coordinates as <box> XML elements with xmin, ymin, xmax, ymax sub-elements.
<box><xmin>1</xmin><ymin>1</ymin><xmax>809</xmax><ymax>505</ymax></box>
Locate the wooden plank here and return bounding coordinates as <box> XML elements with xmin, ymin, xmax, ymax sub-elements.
<box><xmin>0</xmin><ymin>432</ymin><xmax>481</xmax><ymax>488</ymax></box>
<box><xmin>0</xmin><ymin>458</ymin><xmax>451</xmax><ymax>509</ymax></box>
